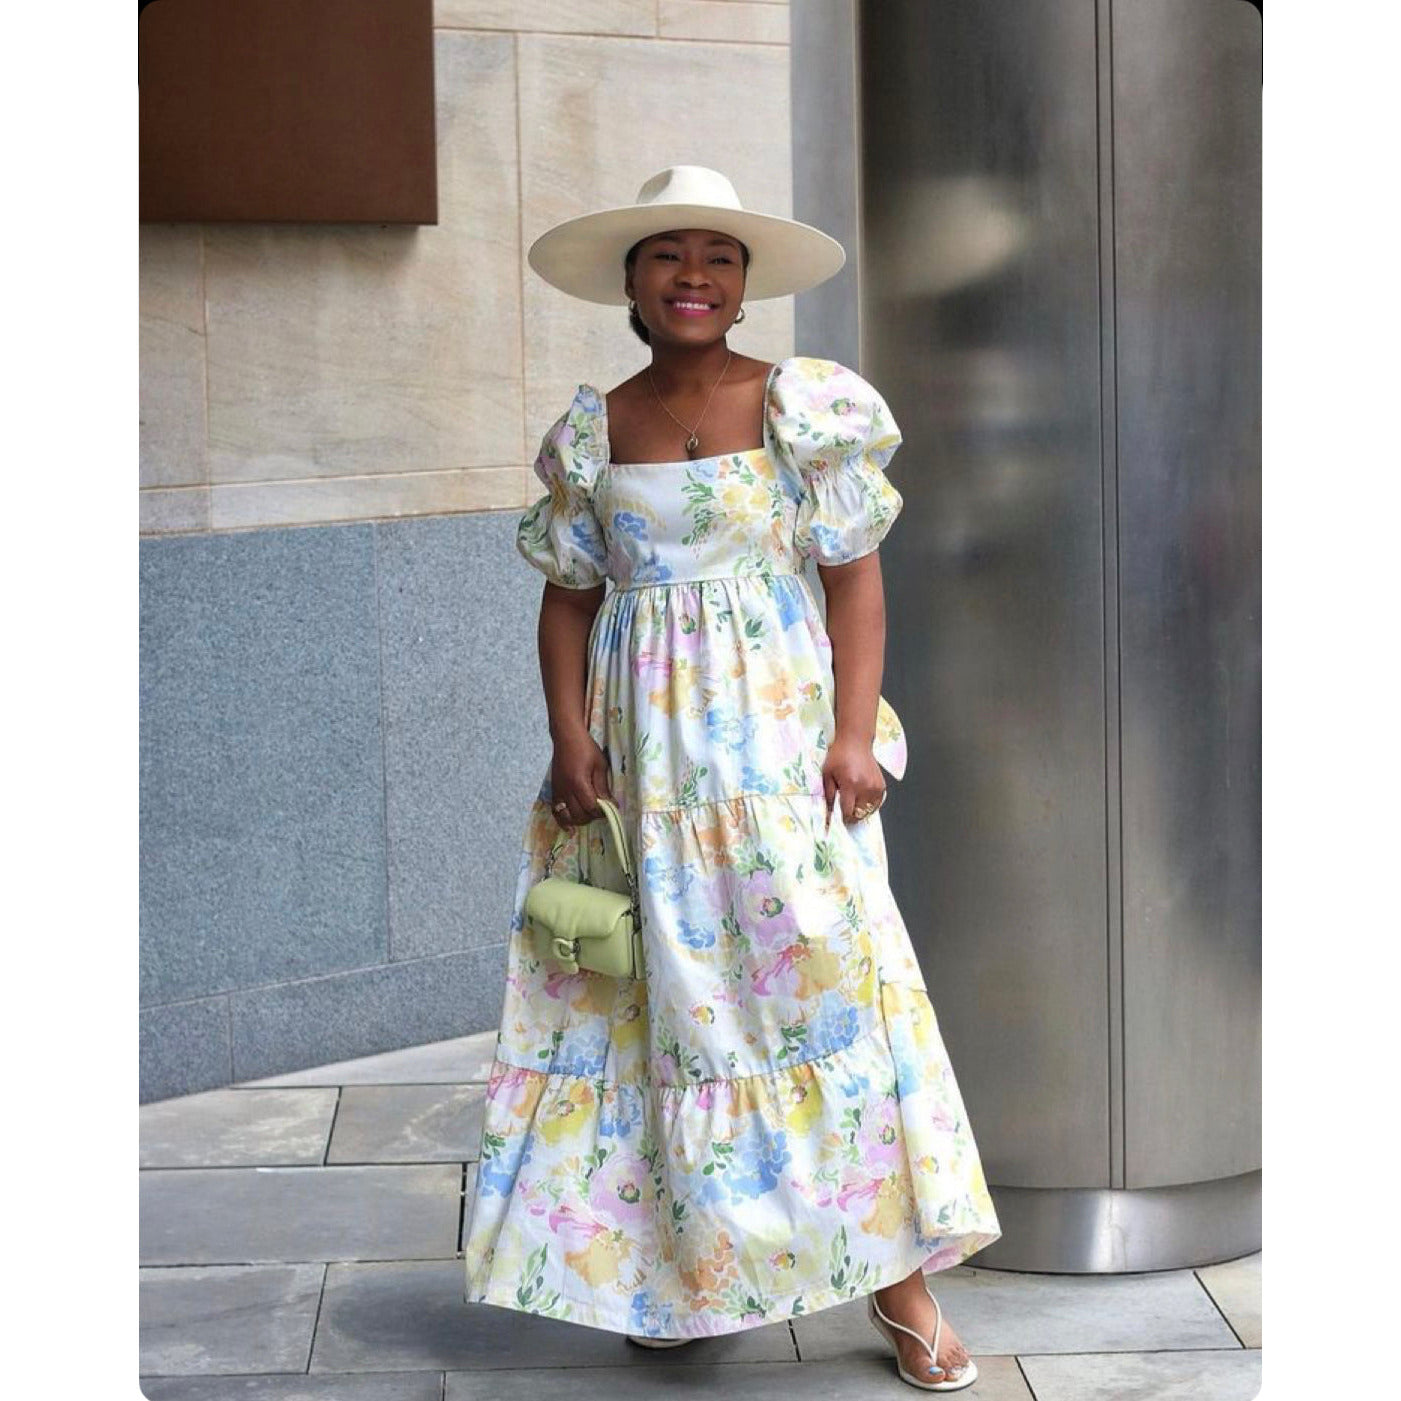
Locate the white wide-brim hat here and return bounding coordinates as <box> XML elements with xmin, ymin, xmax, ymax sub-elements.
<box><xmin>527</xmin><ymin>165</ymin><xmax>846</xmax><ymax>306</ymax></box>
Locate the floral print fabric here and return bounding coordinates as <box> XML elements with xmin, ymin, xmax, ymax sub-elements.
<box><xmin>462</xmin><ymin>356</ymin><xmax>1001</xmax><ymax>1338</ymax></box>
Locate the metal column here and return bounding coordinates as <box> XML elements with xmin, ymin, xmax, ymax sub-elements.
<box><xmin>797</xmin><ymin>0</ymin><xmax>1262</xmax><ymax>1270</ymax></box>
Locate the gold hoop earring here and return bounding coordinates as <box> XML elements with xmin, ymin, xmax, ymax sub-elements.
<box><xmin>733</xmin><ymin>306</ymin><xmax>746</xmax><ymax>323</ymax></box>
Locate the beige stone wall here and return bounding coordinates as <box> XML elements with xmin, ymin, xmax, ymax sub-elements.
<box><xmin>139</xmin><ymin>0</ymin><xmax>792</xmax><ymax>536</ymax></box>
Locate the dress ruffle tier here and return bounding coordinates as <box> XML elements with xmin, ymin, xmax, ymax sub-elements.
<box><xmin>461</xmin><ymin>357</ymin><xmax>1001</xmax><ymax>1337</ymax></box>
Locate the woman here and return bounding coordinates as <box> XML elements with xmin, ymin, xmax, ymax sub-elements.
<box><xmin>461</xmin><ymin>167</ymin><xmax>1001</xmax><ymax>1392</ymax></box>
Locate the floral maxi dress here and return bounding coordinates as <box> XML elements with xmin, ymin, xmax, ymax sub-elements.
<box><xmin>461</xmin><ymin>355</ymin><xmax>1001</xmax><ymax>1338</ymax></box>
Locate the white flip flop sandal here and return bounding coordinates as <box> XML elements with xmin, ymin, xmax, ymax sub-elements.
<box><xmin>867</xmin><ymin>1281</ymin><xmax>979</xmax><ymax>1392</ymax></box>
<box><xmin>626</xmin><ymin>1332</ymin><xmax>691</xmax><ymax>1348</ymax></box>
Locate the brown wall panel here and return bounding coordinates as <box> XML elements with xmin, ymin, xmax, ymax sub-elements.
<box><xmin>139</xmin><ymin>0</ymin><xmax>437</xmax><ymax>224</ymax></box>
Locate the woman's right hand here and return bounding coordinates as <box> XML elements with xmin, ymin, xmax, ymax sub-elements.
<box><xmin>548</xmin><ymin>729</ymin><xmax>615</xmax><ymax>828</ymax></box>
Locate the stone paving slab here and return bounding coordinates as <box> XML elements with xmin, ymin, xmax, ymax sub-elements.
<box><xmin>792</xmin><ymin>1264</ymin><xmax>1240</xmax><ymax>1359</ymax></box>
<box><xmin>242</xmin><ymin>1030</ymin><xmax>498</xmax><ymax>1088</ymax></box>
<box><xmin>311</xmin><ymin>1260</ymin><xmax>797</xmax><ymax>1373</ymax></box>
<box><xmin>1019</xmin><ymin>1347</ymin><xmax>1262</xmax><ymax>1400</ymax></box>
<box><xmin>139</xmin><ymin>1264</ymin><xmax>324</xmax><ymax>1377</ymax></box>
<box><xmin>327</xmin><ymin>1084</ymin><xmax>486</xmax><ymax>1164</ymax></box>
<box><xmin>141</xmin><ymin>1374</ymin><xmax>443</xmax><ymax>1400</ymax></box>
<box><xmin>140</xmin><ymin>1165</ymin><xmax>461</xmax><ymax>1265</ymax></box>
<box><xmin>443</xmin><ymin>1355</ymin><xmax>1031</xmax><ymax>1398</ymax></box>
<box><xmin>140</xmin><ymin>1088</ymin><xmax>339</xmax><ymax>1168</ymax></box>
<box><xmin>1197</xmin><ymin>1251</ymin><xmax>1262</xmax><ymax>1347</ymax></box>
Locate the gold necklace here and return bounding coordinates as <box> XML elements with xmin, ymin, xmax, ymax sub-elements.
<box><xmin>647</xmin><ymin>350</ymin><xmax>733</xmax><ymax>458</ymax></box>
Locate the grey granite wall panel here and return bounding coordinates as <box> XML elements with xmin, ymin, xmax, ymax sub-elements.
<box><xmin>140</xmin><ymin>525</ymin><xmax>389</xmax><ymax>1008</ymax></box>
<box><xmin>376</xmin><ymin>514</ymin><xmax>553</xmax><ymax>962</ymax></box>
<box><xmin>140</xmin><ymin>995</ymin><xmax>233</xmax><ymax>1103</ymax></box>
<box><xmin>141</xmin><ymin>509</ymin><xmax>564</xmax><ymax>1101</ymax></box>
<box><xmin>228</xmin><ymin>945</ymin><xmax>509</xmax><ymax>1084</ymax></box>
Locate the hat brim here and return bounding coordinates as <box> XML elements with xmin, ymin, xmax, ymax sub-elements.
<box><xmin>527</xmin><ymin>204</ymin><xmax>846</xmax><ymax>305</ymax></box>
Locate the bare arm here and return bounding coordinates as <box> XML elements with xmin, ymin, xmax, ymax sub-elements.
<box><xmin>816</xmin><ymin>551</ymin><xmax>888</xmax><ymax>828</ymax></box>
<box><xmin>536</xmin><ymin>580</ymin><xmax>613</xmax><ymax>826</ymax></box>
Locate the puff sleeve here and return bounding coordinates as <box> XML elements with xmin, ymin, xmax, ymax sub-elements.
<box><xmin>515</xmin><ymin>386</ymin><xmax>610</xmax><ymax>589</ymax></box>
<box><xmin>771</xmin><ymin>358</ymin><xmax>904</xmax><ymax>566</ymax></box>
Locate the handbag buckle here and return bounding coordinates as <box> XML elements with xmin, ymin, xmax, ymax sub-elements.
<box><xmin>551</xmin><ymin>935</ymin><xmax>579</xmax><ymax>963</ymax></box>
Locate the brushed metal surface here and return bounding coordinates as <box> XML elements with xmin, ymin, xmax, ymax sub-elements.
<box><xmin>977</xmin><ymin>1172</ymin><xmax>1261</xmax><ymax>1273</ymax></box>
<box><xmin>1112</xmin><ymin>0</ymin><xmax>1263</xmax><ymax>1188</ymax></box>
<box><xmin>859</xmin><ymin>0</ymin><xmax>1112</xmax><ymax>1189</ymax></box>
<box><xmin>853</xmin><ymin>0</ymin><xmax>1260</xmax><ymax>1229</ymax></box>
<box><xmin>1093</xmin><ymin>0</ymin><xmax>1127</xmax><ymax>1193</ymax></box>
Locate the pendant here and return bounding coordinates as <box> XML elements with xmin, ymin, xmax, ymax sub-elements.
<box><xmin>685</xmin><ymin>434</ymin><xmax>700</xmax><ymax>456</ymax></box>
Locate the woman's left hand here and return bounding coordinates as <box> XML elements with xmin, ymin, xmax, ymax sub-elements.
<box><xmin>821</xmin><ymin>735</ymin><xmax>886</xmax><ymax>832</ymax></box>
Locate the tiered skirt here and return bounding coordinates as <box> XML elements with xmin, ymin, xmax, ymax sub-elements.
<box><xmin>461</xmin><ymin>575</ymin><xmax>1001</xmax><ymax>1337</ymax></box>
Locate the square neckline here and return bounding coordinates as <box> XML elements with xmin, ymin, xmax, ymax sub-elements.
<box><xmin>601</xmin><ymin>359</ymin><xmax>785</xmax><ymax>469</ymax></box>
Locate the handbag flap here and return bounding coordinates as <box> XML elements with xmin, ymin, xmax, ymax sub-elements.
<box><xmin>524</xmin><ymin>876</ymin><xmax>631</xmax><ymax>942</ymax></box>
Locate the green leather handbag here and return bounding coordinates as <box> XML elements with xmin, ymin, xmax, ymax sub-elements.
<box><xmin>523</xmin><ymin>797</ymin><xmax>644</xmax><ymax>980</ymax></box>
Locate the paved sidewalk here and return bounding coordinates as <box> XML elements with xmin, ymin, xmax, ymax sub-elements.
<box><xmin>139</xmin><ymin>1031</ymin><xmax>1262</xmax><ymax>1399</ymax></box>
